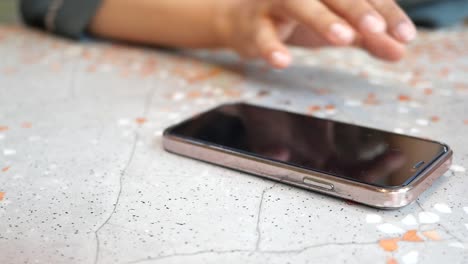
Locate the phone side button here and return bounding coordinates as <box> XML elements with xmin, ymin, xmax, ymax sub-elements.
<box><xmin>303</xmin><ymin>177</ymin><xmax>334</xmax><ymax>191</ymax></box>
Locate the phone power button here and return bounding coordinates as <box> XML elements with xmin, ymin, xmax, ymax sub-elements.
<box><xmin>303</xmin><ymin>177</ymin><xmax>334</xmax><ymax>191</ymax></box>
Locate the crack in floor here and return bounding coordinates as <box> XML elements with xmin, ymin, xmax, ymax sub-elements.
<box><xmin>125</xmin><ymin>240</ymin><xmax>378</xmax><ymax>264</ymax></box>
<box><xmin>93</xmin><ymin>133</ymin><xmax>139</xmax><ymax>264</ymax></box>
<box><xmin>416</xmin><ymin>200</ymin><xmax>465</xmax><ymax>243</ymax></box>
<box><xmin>254</xmin><ymin>183</ymin><xmax>277</xmax><ymax>251</ymax></box>
<box><xmin>93</xmin><ymin>74</ymin><xmax>158</xmax><ymax>264</ymax></box>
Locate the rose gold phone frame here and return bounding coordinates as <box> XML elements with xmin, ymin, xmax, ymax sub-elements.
<box><xmin>163</xmin><ymin>126</ymin><xmax>452</xmax><ymax>209</ymax></box>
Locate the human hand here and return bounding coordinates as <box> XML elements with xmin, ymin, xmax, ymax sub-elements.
<box><xmin>217</xmin><ymin>0</ymin><xmax>417</xmax><ymax>68</ymax></box>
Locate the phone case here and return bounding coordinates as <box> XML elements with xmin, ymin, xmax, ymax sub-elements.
<box><xmin>163</xmin><ymin>132</ymin><xmax>452</xmax><ymax>209</ymax></box>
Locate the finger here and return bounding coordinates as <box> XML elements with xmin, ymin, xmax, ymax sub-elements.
<box><xmin>368</xmin><ymin>0</ymin><xmax>417</xmax><ymax>43</ymax></box>
<box><xmin>279</xmin><ymin>0</ymin><xmax>356</xmax><ymax>46</ymax></box>
<box><xmin>286</xmin><ymin>25</ymin><xmax>330</xmax><ymax>47</ymax></box>
<box><xmin>322</xmin><ymin>0</ymin><xmax>387</xmax><ymax>34</ymax></box>
<box><xmin>255</xmin><ymin>18</ymin><xmax>292</xmax><ymax>69</ymax></box>
<box><xmin>361</xmin><ymin>32</ymin><xmax>406</xmax><ymax>61</ymax></box>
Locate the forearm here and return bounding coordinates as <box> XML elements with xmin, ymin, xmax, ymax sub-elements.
<box><xmin>89</xmin><ymin>0</ymin><xmax>227</xmax><ymax>48</ymax></box>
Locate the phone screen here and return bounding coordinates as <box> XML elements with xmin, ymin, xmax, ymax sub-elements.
<box><xmin>166</xmin><ymin>103</ymin><xmax>447</xmax><ymax>188</ymax></box>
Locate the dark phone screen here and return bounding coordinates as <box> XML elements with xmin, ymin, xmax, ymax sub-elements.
<box><xmin>167</xmin><ymin>103</ymin><xmax>447</xmax><ymax>188</ymax></box>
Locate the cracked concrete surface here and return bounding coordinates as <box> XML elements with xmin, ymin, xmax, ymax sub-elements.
<box><xmin>94</xmin><ymin>133</ymin><xmax>139</xmax><ymax>264</ymax></box>
<box><xmin>1</xmin><ymin>25</ymin><xmax>468</xmax><ymax>264</ymax></box>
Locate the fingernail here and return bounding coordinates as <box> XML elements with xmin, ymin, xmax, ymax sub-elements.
<box><xmin>361</xmin><ymin>13</ymin><xmax>386</xmax><ymax>33</ymax></box>
<box><xmin>329</xmin><ymin>23</ymin><xmax>354</xmax><ymax>44</ymax></box>
<box><xmin>271</xmin><ymin>51</ymin><xmax>291</xmax><ymax>68</ymax></box>
<box><xmin>395</xmin><ymin>22</ymin><xmax>417</xmax><ymax>42</ymax></box>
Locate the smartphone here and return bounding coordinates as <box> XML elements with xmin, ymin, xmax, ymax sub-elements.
<box><xmin>163</xmin><ymin>103</ymin><xmax>452</xmax><ymax>209</ymax></box>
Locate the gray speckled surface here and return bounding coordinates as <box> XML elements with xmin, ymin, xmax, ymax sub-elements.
<box><xmin>0</xmin><ymin>25</ymin><xmax>467</xmax><ymax>264</ymax></box>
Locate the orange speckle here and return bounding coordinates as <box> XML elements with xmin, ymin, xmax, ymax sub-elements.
<box><xmin>2</xmin><ymin>166</ymin><xmax>10</xmax><ymax>172</ymax></box>
<box><xmin>398</xmin><ymin>94</ymin><xmax>411</xmax><ymax>102</ymax></box>
<box><xmin>364</xmin><ymin>93</ymin><xmax>379</xmax><ymax>105</ymax></box>
<box><xmin>379</xmin><ymin>238</ymin><xmax>400</xmax><ymax>252</ymax></box>
<box><xmin>422</xmin><ymin>230</ymin><xmax>442</xmax><ymax>241</ymax></box>
<box><xmin>402</xmin><ymin>230</ymin><xmax>423</xmax><ymax>242</ymax></box>
<box><xmin>0</xmin><ymin>126</ymin><xmax>8</xmax><ymax>132</ymax></box>
<box><xmin>359</xmin><ymin>71</ymin><xmax>369</xmax><ymax>78</ymax></box>
<box><xmin>439</xmin><ymin>67</ymin><xmax>450</xmax><ymax>77</ymax></box>
<box><xmin>224</xmin><ymin>89</ymin><xmax>242</xmax><ymax>98</ymax></box>
<box><xmin>50</xmin><ymin>63</ymin><xmax>62</xmax><ymax>72</ymax></box>
<box><xmin>325</xmin><ymin>104</ymin><xmax>336</xmax><ymax>110</ymax></box>
<box><xmin>21</xmin><ymin>122</ymin><xmax>32</xmax><ymax>128</ymax></box>
<box><xmin>2</xmin><ymin>67</ymin><xmax>17</xmax><ymax>75</ymax></box>
<box><xmin>135</xmin><ymin>117</ymin><xmax>147</xmax><ymax>125</ymax></box>
<box><xmin>0</xmin><ymin>192</ymin><xmax>4</xmax><ymax>201</ymax></box>
<box><xmin>119</xmin><ymin>69</ymin><xmax>131</xmax><ymax>78</ymax></box>
<box><xmin>86</xmin><ymin>64</ymin><xmax>97</xmax><ymax>73</ymax></box>
<box><xmin>454</xmin><ymin>82</ymin><xmax>468</xmax><ymax>91</ymax></box>
<box><xmin>308</xmin><ymin>105</ymin><xmax>321</xmax><ymax>113</ymax></box>
<box><xmin>387</xmin><ymin>258</ymin><xmax>398</xmax><ymax>264</ymax></box>
<box><xmin>464</xmin><ymin>120</ymin><xmax>468</xmax><ymax>125</ymax></box>
<box><xmin>315</xmin><ymin>89</ymin><xmax>330</xmax><ymax>95</ymax></box>
<box><xmin>187</xmin><ymin>68</ymin><xmax>222</xmax><ymax>83</ymax></box>
<box><xmin>187</xmin><ymin>90</ymin><xmax>202</xmax><ymax>99</ymax></box>
<box><xmin>424</xmin><ymin>88</ymin><xmax>433</xmax><ymax>95</ymax></box>
<box><xmin>430</xmin><ymin>116</ymin><xmax>440</xmax><ymax>122</ymax></box>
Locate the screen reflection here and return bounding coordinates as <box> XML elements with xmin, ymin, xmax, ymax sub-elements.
<box><xmin>170</xmin><ymin>104</ymin><xmax>446</xmax><ymax>187</ymax></box>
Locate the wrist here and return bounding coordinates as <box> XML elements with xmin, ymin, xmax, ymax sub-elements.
<box><xmin>213</xmin><ymin>0</ymin><xmax>236</xmax><ymax>48</ymax></box>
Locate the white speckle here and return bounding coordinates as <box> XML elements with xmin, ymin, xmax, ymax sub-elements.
<box><xmin>194</xmin><ymin>98</ymin><xmax>208</xmax><ymax>105</ymax></box>
<box><xmin>13</xmin><ymin>174</ymin><xmax>23</xmax><ymax>179</ymax></box>
<box><xmin>450</xmin><ymin>165</ymin><xmax>466</xmax><ymax>173</ymax></box>
<box><xmin>202</xmin><ymin>85</ymin><xmax>212</xmax><ymax>92</ymax></box>
<box><xmin>416</xmin><ymin>119</ymin><xmax>429</xmax><ymax>126</ymax></box>
<box><xmin>440</xmin><ymin>89</ymin><xmax>453</xmax><ymax>96</ymax></box>
<box><xmin>402</xmin><ymin>250</ymin><xmax>419</xmax><ymax>264</ymax></box>
<box><xmin>365</xmin><ymin>214</ymin><xmax>382</xmax><ymax>224</ymax></box>
<box><xmin>49</xmin><ymin>163</ymin><xmax>58</xmax><ymax>170</ymax></box>
<box><xmin>463</xmin><ymin>207</ymin><xmax>468</xmax><ymax>214</ymax></box>
<box><xmin>118</xmin><ymin>119</ymin><xmax>130</xmax><ymax>126</ymax></box>
<box><xmin>137</xmin><ymin>140</ymin><xmax>144</xmax><ymax>147</ymax></box>
<box><xmin>324</xmin><ymin>109</ymin><xmax>337</xmax><ymax>116</ymax></box>
<box><xmin>3</xmin><ymin>149</ymin><xmax>16</xmax><ymax>156</ymax></box>
<box><xmin>129</xmin><ymin>62</ymin><xmax>142</xmax><ymax>71</ymax></box>
<box><xmin>91</xmin><ymin>139</ymin><xmax>99</xmax><ymax>145</ymax></box>
<box><xmin>394</xmin><ymin>128</ymin><xmax>405</xmax><ymax>134</ymax></box>
<box><xmin>243</xmin><ymin>91</ymin><xmax>257</xmax><ymax>99</ymax></box>
<box><xmin>28</xmin><ymin>136</ymin><xmax>41</xmax><ymax>142</ymax></box>
<box><xmin>154</xmin><ymin>130</ymin><xmax>163</xmax><ymax>137</ymax></box>
<box><xmin>0</xmin><ymin>134</ymin><xmax>4</xmax><ymax>140</ymax></box>
<box><xmin>122</xmin><ymin>130</ymin><xmax>133</xmax><ymax>138</ymax></box>
<box><xmin>313</xmin><ymin>112</ymin><xmax>326</xmax><ymax>118</ymax></box>
<box><xmin>172</xmin><ymin>92</ymin><xmax>185</xmax><ymax>101</ymax></box>
<box><xmin>99</xmin><ymin>64</ymin><xmax>113</xmax><ymax>72</ymax></box>
<box><xmin>465</xmin><ymin>223</ymin><xmax>468</xmax><ymax>231</ymax></box>
<box><xmin>168</xmin><ymin>113</ymin><xmax>181</xmax><ymax>120</ymax></box>
<box><xmin>344</xmin><ymin>100</ymin><xmax>362</xmax><ymax>107</ymax></box>
<box><xmin>401</xmin><ymin>214</ymin><xmax>418</xmax><ymax>226</ymax></box>
<box><xmin>213</xmin><ymin>88</ymin><xmax>223</xmax><ymax>96</ymax></box>
<box><xmin>64</xmin><ymin>46</ymin><xmax>83</xmax><ymax>57</ymax></box>
<box><xmin>158</xmin><ymin>70</ymin><xmax>169</xmax><ymax>79</ymax></box>
<box><xmin>434</xmin><ymin>203</ymin><xmax>452</xmax><ymax>213</ymax></box>
<box><xmin>376</xmin><ymin>223</ymin><xmax>405</xmax><ymax>234</ymax></box>
<box><xmin>398</xmin><ymin>107</ymin><xmax>409</xmax><ymax>114</ymax></box>
<box><xmin>410</xmin><ymin>128</ymin><xmax>420</xmax><ymax>134</ymax></box>
<box><xmin>409</xmin><ymin>102</ymin><xmax>421</xmax><ymax>108</ymax></box>
<box><xmin>418</xmin><ymin>212</ymin><xmax>440</xmax><ymax>224</ymax></box>
<box><xmin>449</xmin><ymin>242</ymin><xmax>465</xmax><ymax>249</ymax></box>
